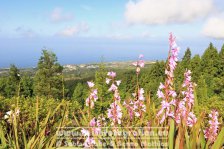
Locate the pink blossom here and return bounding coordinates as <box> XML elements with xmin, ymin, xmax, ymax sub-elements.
<box><xmin>204</xmin><ymin>110</ymin><xmax>220</xmax><ymax>143</ymax></box>
<box><xmin>123</xmin><ymin>100</ymin><xmax>134</xmax><ymax>120</ymax></box>
<box><xmin>81</xmin><ymin>129</ymin><xmax>90</xmax><ymax>137</ymax></box>
<box><xmin>187</xmin><ymin>112</ymin><xmax>197</xmax><ymax>127</ymax></box>
<box><xmin>89</xmin><ymin>117</ymin><xmax>101</xmax><ymax>135</ymax></box>
<box><xmin>89</xmin><ymin>118</ymin><xmax>96</xmax><ymax>127</ymax></box>
<box><xmin>87</xmin><ymin>81</ymin><xmax>95</xmax><ymax>88</ymax></box>
<box><xmin>139</xmin><ymin>54</ymin><xmax>144</xmax><ymax>59</ymax></box>
<box><xmin>169</xmin><ymin>90</ymin><xmax>177</xmax><ymax>98</ymax></box>
<box><xmin>157</xmin><ymin>89</ymin><xmax>165</xmax><ymax>99</ymax></box>
<box><xmin>83</xmin><ymin>136</ymin><xmax>96</xmax><ymax>148</ymax></box>
<box><xmin>167</xmin><ymin>33</ymin><xmax>179</xmax><ymax>75</ymax></box>
<box><xmin>85</xmin><ymin>84</ymin><xmax>98</xmax><ymax>109</ymax></box>
<box><xmin>156</xmin><ymin>33</ymin><xmax>180</xmax><ymax>124</ymax></box>
<box><xmin>116</xmin><ymin>80</ymin><xmax>121</xmax><ymax>86</ymax></box>
<box><xmin>173</xmin><ymin>69</ymin><xmax>197</xmax><ymax>126</ymax></box>
<box><xmin>129</xmin><ymin>88</ymin><xmax>146</xmax><ymax>118</ymax></box>
<box><xmin>89</xmin><ymin>89</ymin><xmax>98</xmax><ymax>102</ymax></box>
<box><xmin>107</xmin><ymin>101</ymin><xmax>122</xmax><ymax>125</ymax></box>
<box><xmin>108</xmin><ymin>83</ymin><xmax>118</xmax><ymax>92</ymax></box>
<box><xmin>169</xmin><ymin>33</ymin><xmax>176</xmax><ymax>47</ymax></box>
<box><xmin>133</xmin><ymin>54</ymin><xmax>145</xmax><ymax>74</ymax></box>
<box><xmin>107</xmin><ymin>71</ymin><xmax>116</xmax><ymax>78</ymax></box>
<box><xmin>157</xmin><ymin>100</ymin><xmax>175</xmax><ymax>124</ymax></box>
<box><xmin>159</xmin><ymin>83</ymin><xmax>165</xmax><ymax>89</ymax></box>
<box><xmin>138</xmin><ymin>60</ymin><xmax>145</xmax><ymax>68</ymax></box>
<box><xmin>114</xmin><ymin>90</ymin><xmax>121</xmax><ymax>101</ymax></box>
<box><xmin>106</xmin><ymin>78</ymin><xmax>111</xmax><ymax>84</ymax></box>
<box><xmin>182</xmin><ymin>70</ymin><xmax>194</xmax><ymax>110</ymax></box>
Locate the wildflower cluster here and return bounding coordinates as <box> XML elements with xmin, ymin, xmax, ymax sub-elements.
<box><xmin>124</xmin><ymin>88</ymin><xmax>146</xmax><ymax>119</ymax></box>
<box><xmin>123</xmin><ymin>55</ymin><xmax>146</xmax><ymax>120</ymax></box>
<box><xmin>132</xmin><ymin>54</ymin><xmax>145</xmax><ymax>74</ymax></box>
<box><xmin>85</xmin><ymin>81</ymin><xmax>98</xmax><ymax>109</ymax></box>
<box><xmin>175</xmin><ymin>70</ymin><xmax>197</xmax><ymax>127</ymax></box>
<box><xmin>106</xmin><ymin>71</ymin><xmax>122</xmax><ymax>125</ymax></box>
<box><xmin>78</xmin><ymin>33</ymin><xmax>222</xmax><ymax>148</ymax></box>
<box><xmin>81</xmin><ymin>117</ymin><xmax>101</xmax><ymax>148</ymax></box>
<box><xmin>204</xmin><ymin>110</ymin><xmax>220</xmax><ymax>143</ymax></box>
<box><xmin>156</xmin><ymin>33</ymin><xmax>179</xmax><ymax>124</ymax></box>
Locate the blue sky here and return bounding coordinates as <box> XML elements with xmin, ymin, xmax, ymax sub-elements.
<box><xmin>0</xmin><ymin>0</ymin><xmax>224</xmax><ymax>68</ymax></box>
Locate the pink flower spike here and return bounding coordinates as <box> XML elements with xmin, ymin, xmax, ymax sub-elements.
<box><xmin>204</xmin><ymin>110</ymin><xmax>220</xmax><ymax>143</ymax></box>
<box><xmin>169</xmin><ymin>33</ymin><xmax>176</xmax><ymax>47</ymax></box>
<box><xmin>107</xmin><ymin>102</ymin><xmax>122</xmax><ymax>125</ymax></box>
<box><xmin>87</xmin><ymin>81</ymin><xmax>94</xmax><ymax>88</ymax></box>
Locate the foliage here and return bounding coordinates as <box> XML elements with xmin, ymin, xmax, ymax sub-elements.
<box><xmin>34</xmin><ymin>50</ymin><xmax>63</xmax><ymax>99</ymax></box>
<box><xmin>0</xmin><ymin>34</ymin><xmax>224</xmax><ymax>148</ymax></box>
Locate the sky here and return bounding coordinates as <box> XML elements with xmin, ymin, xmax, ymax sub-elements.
<box><xmin>0</xmin><ymin>0</ymin><xmax>224</xmax><ymax>68</ymax></box>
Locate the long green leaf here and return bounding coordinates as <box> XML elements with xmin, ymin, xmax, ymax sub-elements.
<box><xmin>212</xmin><ymin>127</ymin><xmax>224</xmax><ymax>149</ymax></box>
<box><xmin>169</xmin><ymin>119</ymin><xmax>175</xmax><ymax>149</ymax></box>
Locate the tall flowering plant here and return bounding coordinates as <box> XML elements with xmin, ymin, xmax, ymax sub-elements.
<box><xmin>81</xmin><ymin>117</ymin><xmax>102</xmax><ymax>148</ymax></box>
<box><xmin>106</xmin><ymin>72</ymin><xmax>122</xmax><ymax>126</ymax></box>
<box><xmin>124</xmin><ymin>55</ymin><xmax>146</xmax><ymax>121</ymax></box>
<box><xmin>156</xmin><ymin>33</ymin><xmax>179</xmax><ymax>124</ymax></box>
<box><xmin>86</xmin><ymin>81</ymin><xmax>98</xmax><ymax>109</ymax></box>
<box><xmin>175</xmin><ymin>70</ymin><xmax>197</xmax><ymax>127</ymax></box>
<box><xmin>81</xmin><ymin>81</ymin><xmax>101</xmax><ymax>148</ymax></box>
<box><xmin>204</xmin><ymin>110</ymin><xmax>220</xmax><ymax>143</ymax></box>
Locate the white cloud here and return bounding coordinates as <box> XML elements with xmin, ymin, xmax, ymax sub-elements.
<box><xmin>57</xmin><ymin>23</ymin><xmax>89</xmax><ymax>37</ymax></box>
<box><xmin>202</xmin><ymin>15</ymin><xmax>224</xmax><ymax>39</ymax></box>
<box><xmin>125</xmin><ymin>0</ymin><xmax>214</xmax><ymax>25</ymax></box>
<box><xmin>50</xmin><ymin>7</ymin><xmax>74</xmax><ymax>23</ymax></box>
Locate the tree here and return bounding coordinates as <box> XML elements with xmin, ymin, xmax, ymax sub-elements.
<box><xmin>197</xmin><ymin>75</ymin><xmax>208</xmax><ymax>104</ymax></box>
<box><xmin>20</xmin><ymin>74</ymin><xmax>33</xmax><ymax>97</ymax></box>
<box><xmin>72</xmin><ymin>83</ymin><xmax>87</xmax><ymax>108</ymax></box>
<box><xmin>5</xmin><ymin>64</ymin><xmax>20</xmax><ymax>97</ymax></box>
<box><xmin>218</xmin><ymin>44</ymin><xmax>224</xmax><ymax>77</ymax></box>
<box><xmin>190</xmin><ymin>55</ymin><xmax>201</xmax><ymax>82</ymax></box>
<box><xmin>34</xmin><ymin>50</ymin><xmax>63</xmax><ymax>99</ymax></box>
<box><xmin>201</xmin><ymin>43</ymin><xmax>219</xmax><ymax>77</ymax></box>
<box><xmin>201</xmin><ymin>43</ymin><xmax>219</xmax><ymax>96</ymax></box>
<box><xmin>211</xmin><ymin>77</ymin><xmax>224</xmax><ymax>99</ymax></box>
<box><xmin>0</xmin><ymin>77</ymin><xmax>7</xmax><ymax>97</ymax></box>
<box><xmin>182</xmin><ymin>48</ymin><xmax>192</xmax><ymax>68</ymax></box>
<box><xmin>94</xmin><ymin>62</ymin><xmax>110</xmax><ymax>114</ymax></box>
